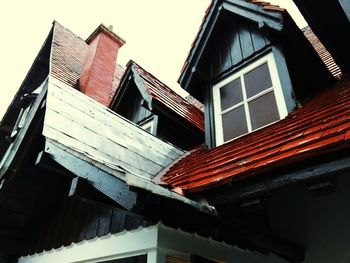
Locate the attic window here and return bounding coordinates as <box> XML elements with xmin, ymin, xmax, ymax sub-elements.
<box><xmin>213</xmin><ymin>53</ymin><xmax>287</xmax><ymax>145</ymax></box>
<box><xmin>141</xmin><ymin>120</ymin><xmax>154</xmax><ymax>133</ymax></box>
<box><xmin>140</xmin><ymin>116</ymin><xmax>158</xmax><ymax>135</ymax></box>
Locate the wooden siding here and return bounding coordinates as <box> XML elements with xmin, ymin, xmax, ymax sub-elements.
<box><xmin>200</xmin><ymin>17</ymin><xmax>270</xmax><ymax>81</ymax></box>
<box><xmin>21</xmin><ymin>197</ymin><xmax>153</xmax><ymax>256</ymax></box>
<box><xmin>43</xmin><ymin>77</ymin><xmax>184</xmax><ymax>181</ymax></box>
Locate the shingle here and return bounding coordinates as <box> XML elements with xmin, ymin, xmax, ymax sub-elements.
<box><xmin>51</xmin><ymin>22</ymin><xmax>124</xmax><ymax>92</ymax></box>
<box><xmin>131</xmin><ymin>62</ymin><xmax>205</xmax><ymax>132</ymax></box>
<box><xmin>302</xmin><ymin>26</ymin><xmax>342</xmax><ymax>78</ymax></box>
<box><xmin>160</xmin><ymin>76</ymin><xmax>350</xmax><ymax>193</ymax></box>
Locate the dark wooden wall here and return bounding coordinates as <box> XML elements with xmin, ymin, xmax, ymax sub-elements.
<box><xmin>199</xmin><ymin>15</ymin><xmax>271</xmax><ymax>82</ymax></box>
<box><xmin>156</xmin><ymin>113</ymin><xmax>203</xmax><ymax>150</ymax></box>
<box><xmin>21</xmin><ymin>197</ymin><xmax>154</xmax><ymax>257</ymax></box>
<box><xmin>117</xmin><ymin>83</ymin><xmax>153</xmax><ymax>125</ymax></box>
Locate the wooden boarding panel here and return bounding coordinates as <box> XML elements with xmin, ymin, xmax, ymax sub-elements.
<box><xmin>43</xmin><ymin>77</ymin><xmax>184</xmax><ymax>180</ymax></box>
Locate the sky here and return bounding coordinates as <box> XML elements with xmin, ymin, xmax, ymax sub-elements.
<box><xmin>0</xmin><ymin>0</ymin><xmax>307</xmax><ymax>119</ymax></box>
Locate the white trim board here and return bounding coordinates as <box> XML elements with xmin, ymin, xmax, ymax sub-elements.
<box><xmin>18</xmin><ymin>223</ymin><xmax>287</xmax><ymax>263</ymax></box>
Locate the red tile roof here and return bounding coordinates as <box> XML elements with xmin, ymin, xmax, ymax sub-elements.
<box><xmin>51</xmin><ymin>22</ymin><xmax>124</xmax><ymax>92</ymax></box>
<box><xmin>51</xmin><ymin>22</ymin><xmax>88</xmax><ymax>88</ymax></box>
<box><xmin>185</xmin><ymin>95</ymin><xmax>205</xmax><ymax>112</ymax></box>
<box><xmin>302</xmin><ymin>26</ymin><xmax>342</xmax><ymax>78</ymax></box>
<box><xmin>130</xmin><ymin>61</ymin><xmax>205</xmax><ymax>132</ymax></box>
<box><xmin>160</xmin><ymin>76</ymin><xmax>350</xmax><ymax>193</ymax></box>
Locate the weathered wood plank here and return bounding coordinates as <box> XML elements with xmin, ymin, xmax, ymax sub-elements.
<box><xmin>0</xmin><ymin>81</ymin><xmax>47</xmax><ymax>178</ymax></box>
<box><xmin>250</xmin><ymin>25</ymin><xmax>267</xmax><ymax>53</ymax></box>
<box><xmin>44</xmin><ymin>124</ymin><xmax>155</xmax><ymax>179</ymax></box>
<box><xmin>47</xmin><ymin>78</ymin><xmax>183</xmax><ymax>158</ymax></box>
<box><xmin>44</xmin><ymin>140</ymin><xmax>138</xmax><ymax>210</ymax></box>
<box><xmin>239</xmin><ymin>27</ymin><xmax>254</xmax><ymax>59</ymax></box>
<box><xmin>44</xmin><ymin>109</ymin><xmax>162</xmax><ymax>178</ymax></box>
<box><xmin>44</xmin><ymin>78</ymin><xmax>185</xmax><ymax>180</ymax></box>
<box><xmin>45</xmin><ymin>95</ymin><xmax>170</xmax><ymax>168</ymax></box>
<box><xmin>229</xmin><ymin>29</ymin><xmax>243</xmax><ymax>67</ymax></box>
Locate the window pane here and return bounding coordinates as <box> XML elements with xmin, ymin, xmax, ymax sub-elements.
<box><xmin>249</xmin><ymin>91</ymin><xmax>279</xmax><ymax>130</ymax></box>
<box><xmin>222</xmin><ymin>106</ymin><xmax>248</xmax><ymax>141</ymax></box>
<box><xmin>220</xmin><ymin>77</ymin><xmax>242</xmax><ymax>111</ymax></box>
<box><xmin>244</xmin><ymin>62</ymin><xmax>272</xmax><ymax>98</ymax></box>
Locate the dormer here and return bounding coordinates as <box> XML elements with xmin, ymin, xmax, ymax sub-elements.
<box><xmin>178</xmin><ymin>0</ymin><xmax>335</xmax><ymax>148</ymax></box>
<box><xmin>110</xmin><ymin>61</ymin><xmax>204</xmax><ymax>150</ymax></box>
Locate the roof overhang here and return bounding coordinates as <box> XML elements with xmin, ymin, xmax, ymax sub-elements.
<box><xmin>18</xmin><ymin>222</ymin><xmax>282</xmax><ymax>263</ymax></box>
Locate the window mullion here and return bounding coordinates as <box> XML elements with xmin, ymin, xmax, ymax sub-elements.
<box><xmin>241</xmin><ymin>76</ymin><xmax>252</xmax><ymax>132</ymax></box>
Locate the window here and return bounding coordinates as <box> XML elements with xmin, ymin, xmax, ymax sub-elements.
<box><xmin>140</xmin><ymin>116</ymin><xmax>158</xmax><ymax>135</ymax></box>
<box><xmin>213</xmin><ymin>53</ymin><xmax>287</xmax><ymax>145</ymax></box>
<box><xmin>141</xmin><ymin>120</ymin><xmax>154</xmax><ymax>133</ymax></box>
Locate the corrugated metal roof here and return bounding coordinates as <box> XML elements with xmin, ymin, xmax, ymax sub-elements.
<box><xmin>130</xmin><ymin>61</ymin><xmax>205</xmax><ymax>132</ymax></box>
<box><xmin>160</xmin><ymin>76</ymin><xmax>350</xmax><ymax>193</ymax></box>
<box><xmin>302</xmin><ymin>26</ymin><xmax>342</xmax><ymax>78</ymax></box>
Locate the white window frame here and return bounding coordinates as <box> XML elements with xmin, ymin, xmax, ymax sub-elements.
<box><xmin>141</xmin><ymin>119</ymin><xmax>155</xmax><ymax>134</ymax></box>
<box><xmin>213</xmin><ymin>52</ymin><xmax>288</xmax><ymax>146</ymax></box>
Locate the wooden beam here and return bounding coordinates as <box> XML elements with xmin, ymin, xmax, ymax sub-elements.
<box><xmin>0</xmin><ymin>82</ymin><xmax>47</xmax><ymax>179</ymax></box>
<box><xmin>207</xmin><ymin>154</ymin><xmax>350</xmax><ymax>206</ymax></box>
<box><xmin>42</xmin><ymin>141</ymin><xmax>137</xmax><ymax>210</ymax></box>
<box><xmin>69</xmin><ymin>177</ymin><xmax>124</xmax><ymax>208</ymax></box>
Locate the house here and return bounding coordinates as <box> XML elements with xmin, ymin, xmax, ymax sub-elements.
<box><xmin>160</xmin><ymin>0</ymin><xmax>350</xmax><ymax>262</ymax></box>
<box><xmin>1</xmin><ymin>0</ymin><xmax>350</xmax><ymax>263</ymax></box>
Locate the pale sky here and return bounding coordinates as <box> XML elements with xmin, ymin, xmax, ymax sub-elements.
<box><xmin>0</xmin><ymin>0</ymin><xmax>306</xmax><ymax>119</ymax></box>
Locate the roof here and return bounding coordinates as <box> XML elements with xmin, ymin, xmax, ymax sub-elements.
<box><xmin>160</xmin><ymin>75</ymin><xmax>350</xmax><ymax>193</ymax></box>
<box><xmin>19</xmin><ymin>222</ymin><xmax>253</xmax><ymax>263</ymax></box>
<box><xmin>51</xmin><ymin>23</ymin><xmax>203</xmax><ymax>131</ymax></box>
<box><xmin>302</xmin><ymin>26</ymin><xmax>342</xmax><ymax>78</ymax></box>
<box><xmin>51</xmin><ymin>22</ymin><xmax>124</xmax><ymax>93</ymax></box>
<box><xmin>44</xmin><ymin>77</ymin><xmax>185</xmax><ymax>181</ymax></box>
<box><xmin>130</xmin><ymin>61</ymin><xmax>205</xmax><ymax>132</ymax></box>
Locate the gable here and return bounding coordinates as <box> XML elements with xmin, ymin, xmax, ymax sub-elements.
<box><xmin>111</xmin><ymin>62</ymin><xmax>205</xmax><ymax>133</ymax></box>
<box><xmin>197</xmin><ymin>14</ymin><xmax>271</xmax><ymax>83</ymax></box>
<box><xmin>180</xmin><ymin>0</ymin><xmax>334</xmax><ymax>103</ymax></box>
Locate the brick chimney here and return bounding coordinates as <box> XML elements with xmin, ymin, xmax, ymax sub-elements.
<box><xmin>80</xmin><ymin>24</ymin><xmax>125</xmax><ymax>106</ymax></box>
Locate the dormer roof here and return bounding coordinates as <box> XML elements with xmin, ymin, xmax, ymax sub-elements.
<box><xmin>178</xmin><ymin>0</ymin><xmax>333</xmax><ymax>95</ymax></box>
<box><xmin>159</xmin><ymin>75</ymin><xmax>350</xmax><ymax>193</ymax></box>
<box><xmin>179</xmin><ymin>0</ymin><xmax>287</xmax><ymax>89</ymax></box>
<box><xmin>111</xmin><ymin>61</ymin><xmax>205</xmax><ymax>132</ymax></box>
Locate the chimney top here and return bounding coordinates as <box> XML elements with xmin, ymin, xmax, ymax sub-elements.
<box><xmin>86</xmin><ymin>23</ymin><xmax>125</xmax><ymax>46</ymax></box>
